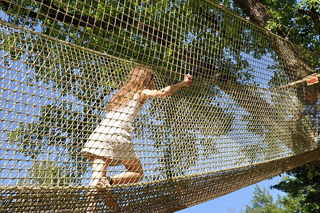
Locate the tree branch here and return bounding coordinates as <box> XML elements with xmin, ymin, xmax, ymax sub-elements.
<box><xmin>297</xmin><ymin>7</ymin><xmax>320</xmax><ymax>35</ymax></box>
<box><xmin>0</xmin><ymin>0</ymin><xmax>175</xmax><ymax>47</ymax></box>
<box><xmin>232</xmin><ymin>0</ymin><xmax>271</xmax><ymax>28</ymax></box>
<box><xmin>233</xmin><ymin>0</ymin><xmax>315</xmax><ymax>79</ymax></box>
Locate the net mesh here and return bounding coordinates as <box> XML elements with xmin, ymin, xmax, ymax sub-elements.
<box><xmin>1</xmin><ymin>0</ymin><xmax>320</xmax><ymax>212</ymax></box>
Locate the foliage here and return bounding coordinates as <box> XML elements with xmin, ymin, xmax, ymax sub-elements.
<box><xmin>228</xmin><ymin>0</ymin><xmax>320</xmax><ymax>54</ymax></box>
<box><xmin>16</xmin><ymin>161</ymin><xmax>69</xmax><ymax>187</ymax></box>
<box><xmin>231</xmin><ymin>0</ymin><xmax>320</xmax><ymax>211</ymax></box>
<box><xmin>271</xmin><ymin>164</ymin><xmax>320</xmax><ymax>213</ymax></box>
<box><xmin>1</xmin><ymin>0</ymin><xmax>319</xmax><ymax>186</ymax></box>
<box><xmin>244</xmin><ymin>184</ymin><xmax>302</xmax><ymax>213</ymax></box>
<box><xmin>2</xmin><ymin>0</ymin><xmax>239</xmax><ymax>183</ymax></box>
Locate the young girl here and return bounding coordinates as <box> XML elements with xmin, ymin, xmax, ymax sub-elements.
<box><xmin>81</xmin><ymin>65</ymin><xmax>192</xmax><ymax>188</ymax></box>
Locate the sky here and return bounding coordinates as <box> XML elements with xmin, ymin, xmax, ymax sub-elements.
<box><xmin>177</xmin><ymin>176</ymin><xmax>285</xmax><ymax>213</ymax></box>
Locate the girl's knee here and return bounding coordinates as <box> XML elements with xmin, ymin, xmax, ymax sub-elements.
<box><xmin>129</xmin><ymin>164</ymin><xmax>144</xmax><ymax>175</ymax></box>
<box><xmin>136</xmin><ymin>168</ymin><xmax>144</xmax><ymax>177</ymax></box>
<box><xmin>124</xmin><ymin>160</ymin><xmax>144</xmax><ymax>174</ymax></box>
<box><xmin>133</xmin><ymin>168</ymin><xmax>144</xmax><ymax>182</ymax></box>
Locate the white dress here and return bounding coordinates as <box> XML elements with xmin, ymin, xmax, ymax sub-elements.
<box><xmin>81</xmin><ymin>95</ymin><xmax>143</xmax><ymax>166</ymax></box>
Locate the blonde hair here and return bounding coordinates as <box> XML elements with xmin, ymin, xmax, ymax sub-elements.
<box><xmin>107</xmin><ymin>65</ymin><xmax>154</xmax><ymax>112</ymax></box>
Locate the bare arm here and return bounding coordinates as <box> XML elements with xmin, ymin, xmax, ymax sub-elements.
<box><xmin>140</xmin><ymin>74</ymin><xmax>192</xmax><ymax>102</ymax></box>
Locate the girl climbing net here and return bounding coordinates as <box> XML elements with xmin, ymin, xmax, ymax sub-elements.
<box><xmin>81</xmin><ymin>65</ymin><xmax>192</xmax><ymax>209</ymax></box>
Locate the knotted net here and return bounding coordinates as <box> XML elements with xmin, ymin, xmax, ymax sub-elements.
<box><xmin>1</xmin><ymin>0</ymin><xmax>320</xmax><ymax>212</ymax></box>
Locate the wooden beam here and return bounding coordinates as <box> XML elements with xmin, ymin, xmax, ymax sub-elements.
<box><xmin>276</xmin><ymin>73</ymin><xmax>320</xmax><ymax>90</ymax></box>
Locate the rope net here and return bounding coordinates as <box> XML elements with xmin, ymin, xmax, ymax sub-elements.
<box><xmin>1</xmin><ymin>0</ymin><xmax>320</xmax><ymax>212</ymax></box>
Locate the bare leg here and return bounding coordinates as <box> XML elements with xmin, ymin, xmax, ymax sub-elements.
<box><xmin>86</xmin><ymin>156</ymin><xmax>113</xmax><ymax>212</ymax></box>
<box><xmin>111</xmin><ymin>159</ymin><xmax>144</xmax><ymax>185</ymax></box>
<box><xmin>89</xmin><ymin>156</ymin><xmax>112</xmax><ymax>186</ymax></box>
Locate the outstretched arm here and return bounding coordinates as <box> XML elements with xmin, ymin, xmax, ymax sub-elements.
<box><xmin>140</xmin><ymin>74</ymin><xmax>192</xmax><ymax>102</ymax></box>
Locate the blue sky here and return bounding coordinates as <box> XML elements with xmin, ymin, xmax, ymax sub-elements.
<box><xmin>178</xmin><ymin>176</ymin><xmax>285</xmax><ymax>213</ymax></box>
